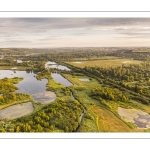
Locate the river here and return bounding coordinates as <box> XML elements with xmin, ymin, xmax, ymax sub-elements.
<box><xmin>70</xmin><ymin>92</ymin><xmax>86</xmax><ymax>132</ymax></box>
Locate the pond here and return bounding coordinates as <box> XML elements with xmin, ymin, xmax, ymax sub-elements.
<box><xmin>51</xmin><ymin>73</ymin><xmax>73</xmax><ymax>87</ymax></box>
<box><xmin>79</xmin><ymin>78</ymin><xmax>90</xmax><ymax>82</ymax></box>
<box><xmin>0</xmin><ymin>70</ymin><xmax>56</xmax><ymax>104</ymax></box>
<box><xmin>0</xmin><ymin>102</ymin><xmax>34</xmax><ymax>119</ymax></box>
<box><xmin>32</xmin><ymin>91</ymin><xmax>56</xmax><ymax>104</ymax></box>
<box><xmin>45</xmin><ymin>61</ymin><xmax>57</xmax><ymax>68</ymax></box>
<box><xmin>118</xmin><ymin>107</ymin><xmax>150</xmax><ymax>128</ymax></box>
<box><xmin>49</xmin><ymin>65</ymin><xmax>71</xmax><ymax>71</ymax></box>
<box><xmin>45</xmin><ymin>61</ymin><xmax>71</xmax><ymax>71</ymax></box>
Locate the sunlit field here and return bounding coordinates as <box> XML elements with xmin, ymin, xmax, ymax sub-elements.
<box><xmin>67</xmin><ymin>58</ymin><xmax>143</xmax><ymax>68</ymax></box>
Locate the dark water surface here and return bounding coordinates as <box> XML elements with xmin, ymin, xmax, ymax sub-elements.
<box><xmin>51</xmin><ymin>73</ymin><xmax>72</xmax><ymax>87</ymax></box>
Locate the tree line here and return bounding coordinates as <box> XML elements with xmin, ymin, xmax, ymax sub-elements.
<box><xmin>11</xmin><ymin>99</ymin><xmax>84</xmax><ymax>132</ymax></box>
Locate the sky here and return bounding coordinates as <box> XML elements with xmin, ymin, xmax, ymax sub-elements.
<box><xmin>1</xmin><ymin>18</ymin><xmax>150</xmax><ymax>48</ymax></box>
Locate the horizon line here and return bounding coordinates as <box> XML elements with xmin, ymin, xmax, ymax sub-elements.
<box><xmin>1</xmin><ymin>46</ymin><xmax>150</xmax><ymax>49</ymax></box>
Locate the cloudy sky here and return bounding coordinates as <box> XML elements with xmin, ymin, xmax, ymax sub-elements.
<box><xmin>1</xmin><ymin>18</ymin><xmax>150</xmax><ymax>48</ymax></box>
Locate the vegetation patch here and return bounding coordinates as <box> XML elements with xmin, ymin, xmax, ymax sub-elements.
<box><xmin>0</xmin><ymin>77</ymin><xmax>33</xmax><ymax>110</ymax></box>
<box><xmin>10</xmin><ymin>98</ymin><xmax>84</xmax><ymax>132</ymax></box>
<box><xmin>92</xmin><ymin>106</ymin><xmax>132</xmax><ymax>132</ymax></box>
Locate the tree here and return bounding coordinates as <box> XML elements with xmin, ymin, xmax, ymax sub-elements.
<box><xmin>37</xmin><ymin>124</ymin><xmax>43</xmax><ymax>132</ymax></box>
<box><xmin>129</xmin><ymin>75</ymin><xmax>134</xmax><ymax>81</ymax></box>
<box><xmin>15</xmin><ymin>126</ymin><xmax>20</xmax><ymax>132</ymax></box>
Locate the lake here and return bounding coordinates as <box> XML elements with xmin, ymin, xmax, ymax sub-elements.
<box><xmin>0</xmin><ymin>70</ymin><xmax>56</xmax><ymax>104</ymax></box>
<box><xmin>0</xmin><ymin>61</ymin><xmax>72</xmax><ymax>119</ymax></box>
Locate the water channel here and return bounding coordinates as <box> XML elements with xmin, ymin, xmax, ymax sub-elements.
<box><xmin>70</xmin><ymin>92</ymin><xmax>86</xmax><ymax>132</ymax></box>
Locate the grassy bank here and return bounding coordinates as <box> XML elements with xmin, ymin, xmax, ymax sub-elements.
<box><xmin>0</xmin><ymin>66</ymin><xmax>27</xmax><ymax>70</ymax></box>
<box><xmin>0</xmin><ymin>94</ymin><xmax>33</xmax><ymax>110</ymax></box>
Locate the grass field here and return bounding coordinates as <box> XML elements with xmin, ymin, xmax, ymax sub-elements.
<box><xmin>92</xmin><ymin>106</ymin><xmax>132</xmax><ymax>132</ymax></box>
<box><xmin>46</xmin><ymin>76</ymin><xmax>64</xmax><ymax>89</ymax></box>
<box><xmin>0</xmin><ymin>66</ymin><xmax>27</xmax><ymax>70</ymax></box>
<box><xmin>67</xmin><ymin>59</ymin><xmax>143</xmax><ymax>68</ymax></box>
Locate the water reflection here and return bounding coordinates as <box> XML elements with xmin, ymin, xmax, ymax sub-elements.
<box><xmin>0</xmin><ymin>102</ymin><xmax>34</xmax><ymax>119</ymax></box>
<box><xmin>0</xmin><ymin>70</ymin><xmax>56</xmax><ymax>104</ymax></box>
<box><xmin>45</xmin><ymin>61</ymin><xmax>70</xmax><ymax>71</ymax></box>
<box><xmin>51</xmin><ymin>73</ymin><xmax>72</xmax><ymax>87</ymax></box>
<box><xmin>45</xmin><ymin>61</ymin><xmax>57</xmax><ymax>69</ymax></box>
<box><xmin>32</xmin><ymin>91</ymin><xmax>56</xmax><ymax>104</ymax></box>
<box><xmin>49</xmin><ymin>65</ymin><xmax>71</xmax><ymax>71</ymax></box>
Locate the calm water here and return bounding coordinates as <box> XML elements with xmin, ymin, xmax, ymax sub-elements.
<box><xmin>51</xmin><ymin>73</ymin><xmax>72</xmax><ymax>87</ymax></box>
<box><xmin>0</xmin><ymin>70</ymin><xmax>56</xmax><ymax>104</ymax></box>
<box><xmin>0</xmin><ymin>61</ymin><xmax>71</xmax><ymax>102</ymax></box>
<box><xmin>49</xmin><ymin>65</ymin><xmax>71</xmax><ymax>71</ymax></box>
<box><xmin>45</xmin><ymin>61</ymin><xmax>57</xmax><ymax>68</ymax></box>
<box><xmin>118</xmin><ymin>107</ymin><xmax>150</xmax><ymax>128</ymax></box>
<box><xmin>0</xmin><ymin>102</ymin><xmax>34</xmax><ymax>119</ymax></box>
<box><xmin>71</xmin><ymin>92</ymin><xmax>75</xmax><ymax>100</ymax></box>
<box><xmin>45</xmin><ymin>61</ymin><xmax>70</xmax><ymax>71</ymax></box>
<box><xmin>0</xmin><ymin>62</ymin><xmax>72</xmax><ymax>119</ymax></box>
<box><xmin>79</xmin><ymin>78</ymin><xmax>90</xmax><ymax>82</ymax></box>
<box><xmin>70</xmin><ymin>92</ymin><xmax>86</xmax><ymax>132</ymax></box>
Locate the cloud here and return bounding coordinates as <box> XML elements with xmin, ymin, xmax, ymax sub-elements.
<box><xmin>1</xmin><ymin>18</ymin><xmax>150</xmax><ymax>32</ymax></box>
<box><xmin>1</xmin><ymin>18</ymin><xmax>150</xmax><ymax>47</ymax></box>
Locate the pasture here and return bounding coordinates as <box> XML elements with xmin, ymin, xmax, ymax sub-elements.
<box><xmin>92</xmin><ymin>106</ymin><xmax>131</xmax><ymax>132</ymax></box>
<box><xmin>67</xmin><ymin>58</ymin><xmax>143</xmax><ymax>68</ymax></box>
